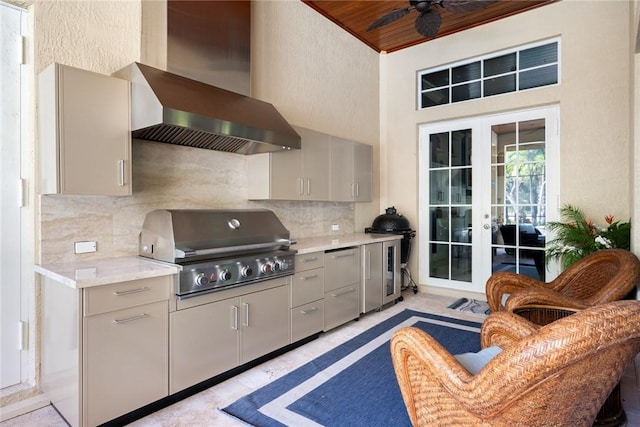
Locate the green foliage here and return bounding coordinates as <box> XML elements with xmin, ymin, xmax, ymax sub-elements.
<box><xmin>546</xmin><ymin>204</ymin><xmax>631</xmax><ymax>270</ymax></box>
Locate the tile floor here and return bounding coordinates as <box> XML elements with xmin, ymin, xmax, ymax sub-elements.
<box><xmin>2</xmin><ymin>291</ymin><xmax>640</xmax><ymax>426</ymax></box>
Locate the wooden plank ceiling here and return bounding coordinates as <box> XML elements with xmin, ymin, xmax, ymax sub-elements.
<box><xmin>302</xmin><ymin>0</ymin><xmax>558</xmax><ymax>53</ymax></box>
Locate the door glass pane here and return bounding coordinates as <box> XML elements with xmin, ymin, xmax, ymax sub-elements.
<box><xmin>431</xmin><ymin>207</ymin><xmax>449</xmax><ymax>242</ymax></box>
<box><xmin>429</xmin><ymin>243</ymin><xmax>449</xmax><ymax>279</ymax></box>
<box><xmin>428</xmin><ymin>129</ymin><xmax>472</xmax><ymax>283</ymax></box>
<box><xmin>491</xmin><ymin>119</ymin><xmax>546</xmax><ymax>281</ymax></box>
<box><xmin>430</xmin><ymin>170</ymin><xmax>449</xmax><ymax>204</ymax></box>
<box><xmin>451</xmin><ymin>129</ymin><xmax>471</xmax><ymax>166</ymax></box>
<box><xmin>430</xmin><ymin>132</ymin><xmax>449</xmax><ymax>167</ymax></box>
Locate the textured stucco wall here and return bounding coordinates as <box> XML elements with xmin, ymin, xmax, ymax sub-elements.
<box><xmin>33</xmin><ymin>0</ymin><xmax>380</xmax><ymax>265</ymax></box>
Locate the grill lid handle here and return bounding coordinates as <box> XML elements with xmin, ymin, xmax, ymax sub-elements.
<box><xmin>175</xmin><ymin>239</ymin><xmax>292</xmax><ymax>259</ymax></box>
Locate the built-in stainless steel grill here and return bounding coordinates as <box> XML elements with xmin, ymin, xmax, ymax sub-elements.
<box><xmin>139</xmin><ymin>209</ymin><xmax>296</xmax><ymax>298</ymax></box>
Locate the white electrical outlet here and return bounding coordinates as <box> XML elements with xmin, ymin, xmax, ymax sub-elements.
<box><xmin>331</xmin><ymin>224</ymin><xmax>340</xmax><ymax>231</ymax></box>
<box><xmin>75</xmin><ymin>241</ymin><xmax>97</xmax><ymax>254</ymax></box>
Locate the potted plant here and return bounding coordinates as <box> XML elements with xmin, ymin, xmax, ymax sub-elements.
<box><xmin>546</xmin><ymin>204</ymin><xmax>631</xmax><ymax>270</ymax></box>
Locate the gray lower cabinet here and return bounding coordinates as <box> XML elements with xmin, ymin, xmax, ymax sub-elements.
<box><xmin>290</xmin><ymin>251</ymin><xmax>325</xmax><ymax>342</ymax></box>
<box><xmin>41</xmin><ymin>275</ymin><xmax>171</xmax><ymax>427</ymax></box>
<box><xmin>323</xmin><ymin>247</ymin><xmax>361</xmax><ymax>330</ymax></box>
<box><xmin>169</xmin><ymin>278</ymin><xmax>290</xmax><ymax>394</ymax></box>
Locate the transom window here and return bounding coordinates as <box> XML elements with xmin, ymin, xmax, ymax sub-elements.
<box><xmin>418</xmin><ymin>39</ymin><xmax>559</xmax><ymax>109</ymax></box>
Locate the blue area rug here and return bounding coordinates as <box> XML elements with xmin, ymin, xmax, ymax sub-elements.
<box><xmin>221</xmin><ymin>309</ymin><xmax>481</xmax><ymax>426</ymax></box>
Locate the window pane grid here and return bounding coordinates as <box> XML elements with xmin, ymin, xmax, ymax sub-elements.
<box><xmin>418</xmin><ymin>39</ymin><xmax>558</xmax><ymax>109</ymax></box>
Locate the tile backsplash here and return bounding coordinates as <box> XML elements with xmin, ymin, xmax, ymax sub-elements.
<box><xmin>38</xmin><ymin>139</ymin><xmax>355</xmax><ymax>265</ymax></box>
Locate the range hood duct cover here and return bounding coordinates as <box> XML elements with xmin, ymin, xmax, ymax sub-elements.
<box><xmin>120</xmin><ymin>62</ymin><xmax>300</xmax><ymax>154</ymax></box>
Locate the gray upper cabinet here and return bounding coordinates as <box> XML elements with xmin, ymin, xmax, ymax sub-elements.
<box><xmin>248</xmin><ymin>126</ymin><xmax>330</xmax><ymax>201</ymax></box>
<box><xmin>248</xmin><ymin>127</ymin><xmax>373</xmax><ymax>203</ymax></box>
<box><xmin>330</xmin><ymin>137</ymin><xmax>372</xmax><ymax>202</ymax></box>
<box><xmin>38</xmin><ymin>63</ymin><xmax>131</xmax><ymax>196</ymax></box>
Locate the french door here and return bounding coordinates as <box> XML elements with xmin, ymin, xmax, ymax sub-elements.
<box><xmin>418</xmin><ymin>106</ymin><xmax>559</xmax><ymax>293</ymax></box>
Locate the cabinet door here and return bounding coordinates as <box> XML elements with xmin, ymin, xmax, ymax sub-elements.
<box><xmin>353</xmin><ymin>142</ymin><xmax>372</xmax><ymax>202</ymax></box>
<box><xmin>362</xmin><ymin>243</ymin><xmax>383</xmax><ymax>313</ymax></box>
<box><xmin>84</xmin><ymin>301</ymin><xmax>168</xmax><ymax>426</ymax></box>
<box><xmin>240</xmin><ymin>285</ymin><xmax>290</xmax><ymax>362</ymax></box>
<box><xmin>329</xmin><ymin>136</ymin><xmax>354</xmax><ymax>202</ymax></box>
<box><xmin>38</xmin><ymin>63</ymin><xmax>131</xmax><ymax>195</ymax></box>
<box><xmin>300</xmin><ymin>128</ymin><xmax>330</xmax><ymax>200</ymax></box>
<box><xmin>330</xmin><ymin>138</ymin><xmax>373</xmax><ymax>202</ymax></box>
<box><xmin>169</xmin><ymin>297</ymin><xmax>239</xmax><ymax>394</ymax></box>
<box><xmin>270</xmin><ymin>147</ymin><xmax>304</xmax><ymax>199</ymax></box>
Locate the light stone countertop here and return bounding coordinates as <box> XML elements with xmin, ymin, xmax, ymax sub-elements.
<box><xmin>35</xmin><ymin>256</ymin><xmax>179</xmax><ymax>289</ymax></box>
<box><xmin>291</xmin><ymin>232</ymin><xmax>403</xmax><ymax>255</ymax></box>
<box><xmin>34</xmin><ymin>233</ymin><xmax>401</xmax><ymax>289</ymax></box>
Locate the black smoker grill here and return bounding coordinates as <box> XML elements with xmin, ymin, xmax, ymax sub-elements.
<box><xmin>365</xmin><ymin>206</ymin><xmax>417</xmax><ymax>293</ymax></box>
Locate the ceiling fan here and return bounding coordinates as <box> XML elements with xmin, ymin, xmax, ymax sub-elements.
<box><xmin>367</xmin><ymin>0</ymin><xmax>497</xmax><ymax>39</ymax></box>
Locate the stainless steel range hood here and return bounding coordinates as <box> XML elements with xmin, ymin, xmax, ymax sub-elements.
<box><xmin>116</xmin><ymin>62</ymin><xmax>300</xmax><ymax>154</ymax></box>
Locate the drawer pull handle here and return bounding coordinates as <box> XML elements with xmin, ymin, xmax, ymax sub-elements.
<box><xmin>113</xmin><ymin>313</ymin><xmax>148</xmax><ymax>324</ymax></box>
<box><xmin>303</xmin><ymin>257</ymin><xmax>318</xmax><ymax>262</ymax></box>
<box><xmin>331</xmin><ymin>253</ymin><xmax>355</xmax><ymax>259</ymax></box>
<box><xmin>300</xmin><ymin>307</ymin><xmax>318</xmax><ymax>315</ymax></box>
<box><xmin>113</xmin><ymin>286</ymin><xmax>150</xmax><ymax>296</ymax></box>
<box><xmin>299</xmin><ymin>274</ymin><xmax>318</xmax><ymax>280</ymax></box>
<box><xmin>330</xmin><ymin>288</ymin><xmax>356</xmax><ymax>297</ymax></box>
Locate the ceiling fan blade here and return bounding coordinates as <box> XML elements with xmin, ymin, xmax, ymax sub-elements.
<box><xmin>367</xmin><ymin>7</ymin><xmax>412</xmax><ymax>31</ymax></box>
<box><xmin>414</xmin><ymin>9</ymin><xmax>442</xmax><ymax>38</ymax></box>
<box><xmin>439</xmin><ymin>0</ymin><xmax>497</xmax><ymax>13</ymax></box>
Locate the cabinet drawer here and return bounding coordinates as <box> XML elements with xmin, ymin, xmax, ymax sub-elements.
<box><xmin>84</xmin><ymin>276</ymin><xmax>172</xmax><ymax>316</ymax></box>
<box><xmin>295</xmin><ymin>251</ymin><xmax>324</xmax><ymax>271</ymax></box>
<box><xmin>324</xmin><ymin>247</ymin><xmax>360</xmax><ymax>292</ymax></box>
<box><xmin>324</xmin><ymin>284</ymin><xmax>359</xmax><ymax>331</ymax></box>
<box><xmin>291</xmin><ymin>300</ymin><xmax>324</xmax><ymax>342</ymax></box>
<box><xmin>291</xmin><ymin>268</ymin><xmax>324</xmax><ymax>307</ymax></box>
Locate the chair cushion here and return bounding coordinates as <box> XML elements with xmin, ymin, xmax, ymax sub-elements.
<box><xmin>454</xmin><ymin>346</ymin><xmax>502</xmax><ymax>374</ymax></box>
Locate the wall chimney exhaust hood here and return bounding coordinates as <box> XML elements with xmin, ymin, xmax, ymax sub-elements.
<box><xmin>117</xmin><ymin>62</ymin><xmax>300</xmax><ymax>155</ymax></box>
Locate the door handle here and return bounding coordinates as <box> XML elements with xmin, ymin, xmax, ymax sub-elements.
<box><xmin>231</xmin><ymin>305</ymin><xmax>238</xmax><ymax>330</ymax></box>
<box><xmin>118</xmin><ymin>160</ymin><xmax>126</xmax><ymax>186</ymax></box>
<box><xmin>242</xmin><ymin>302</ymin><xmax>249</xmax><ymax>327</ymax></box>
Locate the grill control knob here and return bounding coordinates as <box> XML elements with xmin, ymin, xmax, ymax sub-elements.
<box><xmin>194</xmin><ymin>273</ymin><xmax>208</xmax><ymax>287</ymax></box>
<box><xmin>280</xmin><ymin>260</ymin><xmax>290</xmax><ymax>270</ymax></box>
<box><xmin>260</xmin><ymin>263</ymin><xmax>272</xmax><ymax>274</ymax></box>
<box><xmin>240</xmin><ymin>266</ymin><xmax>253</xmax><ymax>278</ymax></box>
<box><xmin>272</xmin><ymin>262</ymin><xmax>280</xmax><ymax>272</ymax></box>
<box><xmin>219</xmin><ymin>269</ymin><xmax>232</xmax><ymax>281</ymax></box>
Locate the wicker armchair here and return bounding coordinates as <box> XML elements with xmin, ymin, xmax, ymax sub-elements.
<box><xmin>390</xmin><ymin>301</ymin><xmax>640</xmax><ymax>427</ymax></box>
<box><xmin>486</xmin><ymin>248</ymin><xmax>640</xmax><ymax>313</ymax></box>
